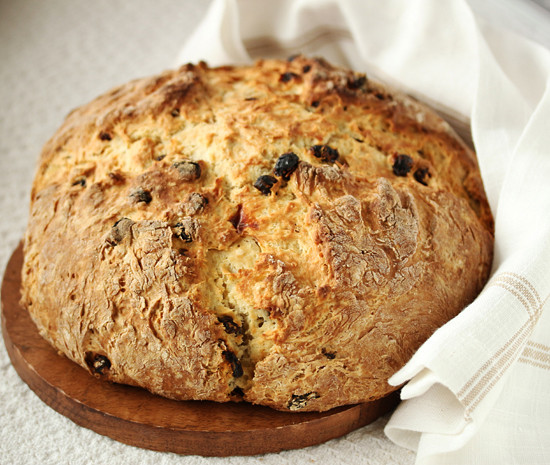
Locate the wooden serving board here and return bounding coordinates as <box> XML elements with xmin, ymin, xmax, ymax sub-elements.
<box><xmin>1</xmin><ymin>242</ymin><xmax>399</xmax><ymax>456</ymax></box>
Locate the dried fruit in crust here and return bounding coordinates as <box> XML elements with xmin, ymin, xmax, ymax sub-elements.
<box><xmin>20</xmin><ymin>56</ymin><xmax>494</xmax><ymax>412</ymax></box>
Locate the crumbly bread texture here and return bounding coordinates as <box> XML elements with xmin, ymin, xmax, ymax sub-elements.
<box><xmin>21</xmin><ymin>56</ymin><xmax>494</xmax><ymax>412</ymax></box>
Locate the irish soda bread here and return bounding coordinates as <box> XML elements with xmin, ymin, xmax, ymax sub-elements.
<box><xmin>21</xmin><ymin>56</ymin><xmax>494</xmax><ymax>412</ymax></box>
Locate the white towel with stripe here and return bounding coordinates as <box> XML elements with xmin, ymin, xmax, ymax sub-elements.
<box><xmin>176</xmin><ymin>0</ymin><xmax>550</xmax><ymax>463</ymax></box>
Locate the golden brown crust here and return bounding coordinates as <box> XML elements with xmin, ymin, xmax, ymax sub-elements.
<box><xmin>21</xmin><ymin>56</ymin><xmax>494</xmax><ymax>411</ymax></box>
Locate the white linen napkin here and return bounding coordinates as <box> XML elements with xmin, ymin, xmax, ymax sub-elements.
<box><xmin>176</xmin><ymin>0</ymin><xmax>550</xmax><ymax>463</ymax></box>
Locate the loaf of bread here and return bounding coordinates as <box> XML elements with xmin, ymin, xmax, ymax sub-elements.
<box><xmin>20</xmin><ymin>56</ymin><xmax>493</xmax><ymax>412</ymax></box>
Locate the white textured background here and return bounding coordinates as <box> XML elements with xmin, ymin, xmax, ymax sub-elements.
<box><xmin>1</xmin><ymin>1</ymin><xmax>549</xmax><ymax>464</ymax></box>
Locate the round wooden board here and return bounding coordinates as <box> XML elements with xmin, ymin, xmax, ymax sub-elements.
<box><xmin>1</xmin><ymin>243</ymin><xmax>399</xmax><ymax>456</ymax></box>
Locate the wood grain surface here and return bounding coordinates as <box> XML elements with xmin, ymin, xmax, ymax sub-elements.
<box><xmin>1</xmin><ymin>242</ymin><xmax>399</xmax><ymax>456</ymax></box>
